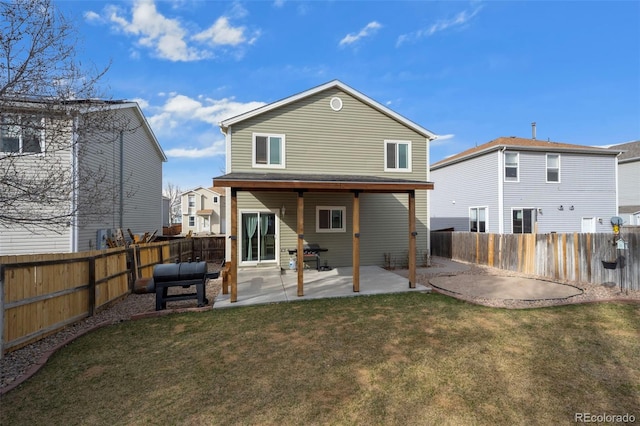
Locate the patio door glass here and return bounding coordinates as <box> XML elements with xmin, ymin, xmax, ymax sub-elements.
<box><xmin>242</xmin><ymin>212</ymin><xmax>276</xmax><ymax>262</ymax></box>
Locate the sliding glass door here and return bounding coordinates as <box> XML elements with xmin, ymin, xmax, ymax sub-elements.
<box><xmin>241</xmin><ymin>212</ymin><xmax>277</xmax><ymax>263</ymax></box>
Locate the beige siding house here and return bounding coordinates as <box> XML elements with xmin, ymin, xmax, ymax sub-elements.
<box><xmin>0</xmin><ymin>100</ymin><xmax>166</xmax><ymax>255</ymax></box>
<box><xmin>181</xmin><ymin>186</ymin><xmax>226</xmax><ymax>235</ymax></box>
<box><xmin>213</xmin><ymin>80</ymin><xmax>436</xmax><ymax>301</ymax></box>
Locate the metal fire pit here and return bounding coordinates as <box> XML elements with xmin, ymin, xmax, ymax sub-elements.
<box><xmin>153</xmin><ymin>260</ymin><xmax>209</xmax><ymax>310</ymax></box>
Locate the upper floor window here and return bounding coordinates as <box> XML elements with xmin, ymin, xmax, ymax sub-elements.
<box><xmin>504</xmin><ymin>152</ymin><xmax>519</xmax><ymax>182</ymax></box>
<box><xmin>469</xmin><ymin>207</ymin><xmax>487</xmax><ymax>232</ymax></box>
<box><xmin>546</xmin><ymin>153</ymin><xmax>560</xmax><ymax>183</ymax></box>
<box><xmin>213</xmin><ymin>196</ymin><xmax>218</xmax><ymax>203</ymax></box>
<box><xmin>316</xmin><ymin>206</ymin><xmax>346</xmax><ymax>233</ymax></box>
<box><xmin>188</xmin><ymin>194</ymin><xmax>195</xmax><ymax>208</ymax></box>
<box><xmin>384</xmin><ymin>140</ymin><xmax>412</xmax><ymax>172</ymax></box>
<box><xmin>253</xmin><ymin>133</ymin><xmax>285</xmax><ymax>168</ymax></box>
<box><xmin>0</xmin><ymin>115</ymin><xmax>44</xmax><ymax>154</ymax></box>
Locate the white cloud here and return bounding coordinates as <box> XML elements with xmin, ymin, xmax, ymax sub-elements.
<box><xmin>431</xmin><ymin>134</ymin><xmax>455</xmax><ymax>146</ymax></box>
<box><xmin>93</xmin><ymin>0</ymin><xmax>258</xmax><ymax>62</ymax></box>
<box><xmin>84</xmin><ymin>11</ymin><xmax>102</xmax><ymax>23</ymax></box>
<box><xmin>396</xmin><ymin>5</ymin><xmax>483</xmax><ymax>47</ymax></box>
<box><xmin>151</xmin><ymin>93</ymin><xmax>265</xmax><ymax>127</ymax></box>
<box><xmin>273</xmin><ymin>0</ymin><xmax>285</xmax><ymax>8</ymax></box>
<box><xmin>165</xmin><ymin>138</ymin><xmax>226</xmax><ymax>158</ymax></box>
<box><xmin>339</xmin><ymin>21</ymin><xmax>382</xmax><ymax>47</ymax></box>
<box><xmin>193</xmin><ymin>17</ymin><xmax>247</xmax><ymax>46</ymax></box>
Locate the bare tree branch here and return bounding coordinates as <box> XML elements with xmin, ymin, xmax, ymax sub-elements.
<box><xmin>0</xmin><ymin>0</ymin><xmax>141</xmax><ymax>234</ymax></box>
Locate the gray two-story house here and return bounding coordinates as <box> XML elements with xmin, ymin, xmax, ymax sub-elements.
<box><xmin>430</xmin><ymin>137</ymin><xmax>621</xmax><ymax>234</ymax></box>
<box><xmin>213</xmin><ymin>80</ymin><xmax>436</xmax><ymax>301</ymax></box>
<box><xmin>609</xmin><ymin>140</ymin><xmax>640</xmax><ymax>225</ymax></box>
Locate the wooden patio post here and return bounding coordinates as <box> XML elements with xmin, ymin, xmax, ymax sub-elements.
<box><xmin>408</xmin><ymin>191</ymin><xmax>416</xmax><ymax>288</ymax></box>
<box><xmin>352</xmin><ymin>191</ymin><xmax>360</xmax><ymax>292</ymax></box>
<box><xmin>297</xmin><ymin>191</ymin><xmax>304</xmax><ymax>297</ymax></box>
<box><xmin>231</xmin><ymin>189</ymin><xmax>238</xmax><ymax>302</ymax></box>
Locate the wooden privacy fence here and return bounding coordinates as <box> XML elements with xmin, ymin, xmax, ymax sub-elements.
<box><xmin>431</xmin><ymin>232</ymin><xmax>639</xmax><ymax>291</ymax></box>
<box><xmin>1</xmin><ymin>236</ymin><xmax>225</xmax><ymax>357</ymax></box>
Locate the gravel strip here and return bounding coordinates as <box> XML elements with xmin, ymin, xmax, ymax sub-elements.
<box><xmin>2</xmin><ymin>262</ymin><xmax>638</xmax><ymax>392</ymax></box>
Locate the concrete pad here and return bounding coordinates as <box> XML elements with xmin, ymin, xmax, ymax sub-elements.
<box><xmin>430</xmin><ymin>275</ymin><xmax>583</xmax><ymax>301</ymax></box>
<box><xmin>213</xmin><ymin>265</ymin><xmax>431</xmax><ymax>309</ymax></box>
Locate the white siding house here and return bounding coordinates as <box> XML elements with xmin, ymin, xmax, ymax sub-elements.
<box><xmin>180</xmin><ymin>187</ymin><xmax>225</xmax><ymax>235</ymax></box>
<box><xmin>430</xmin><ymin>137</ymin><xmax>621</xmax><ymax>234</ymax></box>
<box><xmin>0</xmin><ymin>100</ymin><xmax>166</xmax><ymax>255</ymax></box>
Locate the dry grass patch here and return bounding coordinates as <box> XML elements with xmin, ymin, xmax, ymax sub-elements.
<box><xmin>1</xmin><ymin>293</ymin><xmax>639</xmax><ymax>425</ymax></box>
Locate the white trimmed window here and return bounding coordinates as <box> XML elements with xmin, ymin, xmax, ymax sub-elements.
<box><xmin>189</xmin><ymin>216</ymin><xmax>195</xmax><ymax>227</ymax></box>
<box><xmin>0</xmin><ymin>115</ymin><xmax>44</xmax><ymax>154</ymax></box>
<box><xmin>469</xmin><ymin>207</ymin><xmax>487</xmax><ymax>233</ymax></box>
<box><xmin>384</xmin><ymin>140</ymin><xmax>412</xmax><ymax>172</ymax></box>
<box><xmin>512</xmin><ymin>208</ymin><xmax>536</xmax><ymax>234</ymax></box>
<box><xmin>546</xmin><ymin>153</ymin><xmax>560</xmax><ymax>183</ymax></box>
<box><xmin>253</xmin><ymin>133</ymin><xmax>285</xmax><ymax>168</ymax></box>
<box><xmin>316</xmin><ymin>206</ymin><xmax>346</xmax><ymax>233</ymax></box>
<box><xmin>188</xmin><ymin>194</ymin><xmax>195</xmax><ymax>208</ymax></box>
<box><xmin>504</xmin><ymin>151</ymin><xmax>519</xmax><ymax>182</ymax></box>
<box><xmin>213</xmin><ymin>196</ymin><xmax>218</xmax><ymax>203</ymax></box>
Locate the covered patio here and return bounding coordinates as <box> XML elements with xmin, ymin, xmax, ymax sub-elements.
<box><xmin>213</xmin><ymin>172</ymin><xmax>434</xmax><ymax>304</ymax></box>
<box><xmin>213</xmin><ymin>265</ymin><xmax>432</xmax><ymax>308</ymax></box>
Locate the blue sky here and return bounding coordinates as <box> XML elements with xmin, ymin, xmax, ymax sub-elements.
<box><xmin>57</xmin><ymin>0</ymin><xmax>640</xmax><ymax>191</ymax></box>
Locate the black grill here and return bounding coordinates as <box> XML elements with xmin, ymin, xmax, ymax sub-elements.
<box><xmin>153</xmin><ymin>261</ymin><xmax>209</xmax><ymax>310</ymax></box>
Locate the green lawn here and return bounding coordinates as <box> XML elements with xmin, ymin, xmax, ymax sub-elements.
<box><xmin>1</xmin><ymin>293</ymin><xmax>639</xmax><ymax>425</ymax></box>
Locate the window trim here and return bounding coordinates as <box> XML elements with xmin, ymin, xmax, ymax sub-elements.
<box><xmin>0</xmin><ymin>115</ymin><xmax>45</xmax><ymax>155</ymax></box>
<box><xmin>384</xmin><ymin>140</ymin><xmax>412</xmax><ymax>172</ymax></box>
<box><xmin>316</xmin><ymin>206</ymin><xmax>346</xmax><ymax>233</ymax></box>
<box><xmin>504</xmin><ymin>151</ymin><xmax>519</xmax><ymax>182</ymax></box>
<box><xmin>252</xmin><ymin>132</ymin><xmax>286</xmax><ymax>169</ymax></box>
<box><xmin>188</xmin><ymin>194</ymin><xmax>195</xmax><ymax>208</ymax></box>
<box><xmin>546</xmin><ymin>153</ymin><xmax>560</xmax><ymax>183</ymax></box>
<box><xmin>469</xmin><ymin>206</ymin><xmax>488</xmax><ymax>233</ymax></box>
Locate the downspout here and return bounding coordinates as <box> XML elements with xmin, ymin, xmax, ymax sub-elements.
<box><xmin>498</xmin><ymin>147</ymin><xmax>505</xmax><ymax>234</ymax></box>
<box><xmin>70</xmin><ymin>116</ymin><xmax>80</xmax><ymax>252</ymax></box>
<box><xmin>119</xmin><ymin>130</ymin><xmax>124</xmax><ymax>229</ymax></box>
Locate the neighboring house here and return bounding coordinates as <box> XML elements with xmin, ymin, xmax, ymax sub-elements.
<box><xmin>180</xmin><ymin>186</ymin><xmax>225</xmax><ymax>235</ymax></box>
<box><xmin>213</xmin><ymin>80</ymin><xmax>436</xmax><ymax>298</ymax></box>
<box><xmin>430</xmin><ymin>137</ymin><xmax>621</xmax><ymax>234</ymax></box>
<box><xmin>0</xmin><ymin>100</ymin><xmax>167</xmax><ymax>255</ymax></box>
<box><xmin>609</xmin><ymin>140</ymin><xmax>640</xmax><ymax>225</ymax></box>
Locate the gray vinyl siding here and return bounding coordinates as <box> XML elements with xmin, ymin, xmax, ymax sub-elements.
<box><xmin>503</xmin><ymin>151</ymin><xmax>618</xmax><ymax>233</ymax></box>
<box><xmin>430</xmin><ymin>152</ymin><xmax>500</xmax><ymax>232</ymax></box>
<box><xmin>0</xmin><ymin>120</ymin><xmax>74</xmax><ymax>255</ymax></box>
<box><xmin>619</xmin><ymin>160</ymin><xmax>640</xmax><ymax>208</ymax></box>
<box><xmin>229</xmin><ymin>87</ymin><xmax>428</xmax><ymax>180</ymax></box>
<box><xmin>77</xmin><ymin>107</ymin><xmax>163</xmax><ymax>250</ymax></box>
<box><xmin>236</xmin><ymin>191</ymin><xmax>428</xmax><ymax>269</ymax></box>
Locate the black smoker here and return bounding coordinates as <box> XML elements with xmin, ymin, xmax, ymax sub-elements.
<box><xmin>153</xmin><ymin>260</ymin><xmax>209</xmax><ymax>310</ymax></box>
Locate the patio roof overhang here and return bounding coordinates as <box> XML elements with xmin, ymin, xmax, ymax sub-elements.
<box><xmin>212</xmin><ymin>172</ymin><xmax>434</xmax><ymax>303</ymax></box>
<box><xmin>212</xmin><ymin>172</ymin><xmax>434</xmax><ymax>193</ymax></box>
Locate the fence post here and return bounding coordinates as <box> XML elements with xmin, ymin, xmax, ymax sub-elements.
<box><xmin>0</xmin><ymin>264</ymin><xmax>4</xmax><ymax>359</ymax></box>
<box><xmin>88</xmin><ymin>257</ymin><xmax>96</xmax><ymax>317</ymax></box>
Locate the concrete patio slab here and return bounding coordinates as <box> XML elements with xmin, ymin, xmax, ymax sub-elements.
<box><xmin>213</xmin><ymin>265</ymin><xmax>431</xmax><ymax>308</ymax></box>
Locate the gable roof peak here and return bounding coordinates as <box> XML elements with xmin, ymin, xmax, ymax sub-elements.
<box><xmin>219</xmin><ymin>80</ymin><xmax>436</xmax><ymax>139</ymax></box>
<box><xmin>431</xmin><ymin>135</ymin><xmax>620</xmax><ymax>169</ymax></box>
